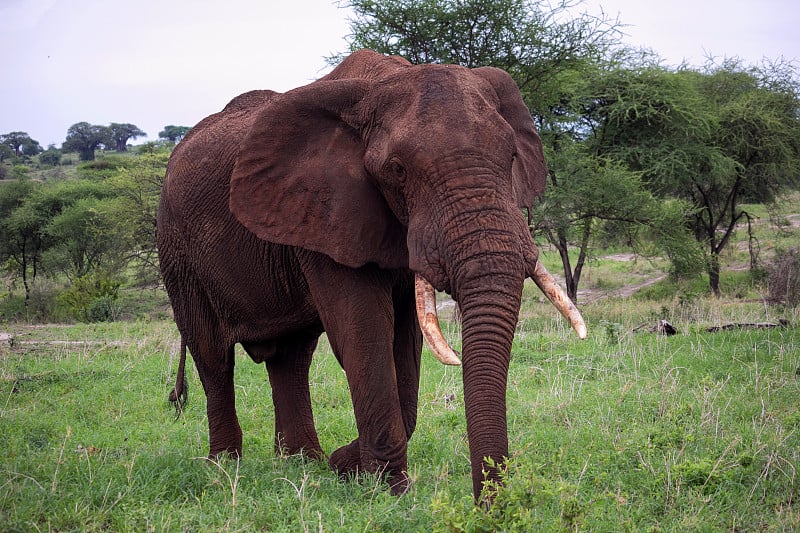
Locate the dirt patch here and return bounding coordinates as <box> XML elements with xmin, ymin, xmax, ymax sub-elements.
<box><xmin>602</xmin><ymin>253</ymin><xmax>637</xmax><ymax>262</ymax></box>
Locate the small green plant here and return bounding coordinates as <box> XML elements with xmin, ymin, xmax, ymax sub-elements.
<box><xmin>600</xmin><ymin>320</ymin><xmax>624</xmax><ymax>345</ymax></box>
<box><xmin>678</xmin><ymin>289</ymin><xmax>701</xmax><ymax>308</ymax></box>
<box><xmin>57</xmin><ymin>271</ymin><xmax>121</xmax><ymax>322</ymax></box>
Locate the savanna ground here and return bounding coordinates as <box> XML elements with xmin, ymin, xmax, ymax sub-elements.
<box><xmin>1</xmin><ymin>198</ymin><xmax>799</xmax><ymax>531</ymax></box>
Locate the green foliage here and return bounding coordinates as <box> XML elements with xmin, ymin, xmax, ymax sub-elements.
<box><xmin>1</xmin><ymin>131</ymin><xmax>42</xmax><ymax>157</ymax></box>
<box><xmin>0</xmin><ymin>143</ymin><xmax>14</xmax><ymax>163</ymax></box>
<box><xmin>585</xmin><ymin>59</ymin><xmax>800</xmax><ymax>294</ymax></box>
<box><xmin>56</xmin><ymin>271</ymin><xmax>121</xmax><ymax>322</ymax></box>
<box><xmin>38</xmin><ymin>146</ymin><xmax>62</xmax><ymax>167</ymax></box>
<box><xmin>11</xmin><ymin>164</ymin><xmax>30</xmax><ymax>179</ymax></box>
<box><xmin>63</xmin><ymin>122</ymin><xmax>112</xmax><ymax>161</ymax></box>
<box><xmin>43</xmin><ymin>196</ymin><xmax>130</xmax><ymax>279</ymax></box>
<box><xmin>531</xmin><ymin>145</ymin><xmax>669</xmax><ymax>300</ymax></box>
<box><xmin>648</xmin><ymin>199</ymin><xmax>706</xmax><ymax>279</ymax></box>
<box><xmin>108</xmin><ymin>123</ymin><xmax>146</xmax><ymax>152</ymax></box>
<box><xmin>0</xmin><ymin>148</ymin><xmax>171</xmax><ymax>319</ymax></box>
<box><xmin>158</xmin><ymin>125</ymin><xmax>190</xmax><ymax>143</ymax></box>
<box><xmin>75</xmin><ymin>154</ymin><xmax>133</xmax><ymax>180</ymax></box>
<box><xmin>105</xmin><ymin>151</ymin><xmax>169</xmax><ymax>286</ymax></box>
<box><xmin>0</xmin><ymin>177</ymin><xmax>46</xmax><ymax>305</ymax></box>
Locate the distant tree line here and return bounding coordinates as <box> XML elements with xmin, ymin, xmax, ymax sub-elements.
<box><xmin>2</xmin><ymin>0</ymin><xmax>798</xmax><ymax>320</ymax></box>
<box><xmin>0</xmin><ymin>148</ymin><xmax>169</xmax><ymax>321</ymax></box>
<box><xmin>0</xmin><ymin>123</ymin><xmax>191</xmax><ymax>166</ymax></box>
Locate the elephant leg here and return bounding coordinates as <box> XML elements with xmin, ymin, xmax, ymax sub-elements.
<box><xmin>392</xmin><ymin>281</ymin><xmax>423</xmax><ymax>441</ymax></box>
<box><xmin>190</xmin><ymin>341</ymin><xmax>242</xmax><ymax>458</ymax></box>
<box><xmin>298</xmin><ymin>251</ymin><xmax>409</xmax><ymax>494</ymax></box>
<box><xmin>244</xmin><ymin>333</ymin><xmax>325</xmax><ymax>460</ymax></box>
<box><xmin>326</xmin><ymin>284</ymin><xmax>421</xmax><ymax>488</ymax></box>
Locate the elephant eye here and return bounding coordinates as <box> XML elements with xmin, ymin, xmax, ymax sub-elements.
<box><xmin>388</xmin><ymin>159</ymin><xmax>407</xmax><ymax>182</ymax></box>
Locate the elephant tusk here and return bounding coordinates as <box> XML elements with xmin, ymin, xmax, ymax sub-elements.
<box><xmin>414</xmin><ymin>274</ymin><xmax>462</xmax><ymax>366</ymax></box>
<box><xmin>530</xmin><ymin>261</ymin><xmax>588</xmax><ymax>339</ymax></box>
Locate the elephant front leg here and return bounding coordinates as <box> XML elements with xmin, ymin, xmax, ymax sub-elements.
<box><xmin>299</xmin><ymin>252</ymin><xmax>410</xmax><ymax>494</ymax></box>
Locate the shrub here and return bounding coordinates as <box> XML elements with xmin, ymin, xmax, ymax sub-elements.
<box><xmin>768</xmin><ymin>248</ymin><xmax>800</xmax><ymax>306</ymax></box>
<box><xmin>57</xmin><ymin>272</ymin><xmax>121</xmax><ymax>322</ymax></box>
<box><xmin>39</xmin><ymin>148</ymin><xmax>61</xmax><ymax>166</ymax></box>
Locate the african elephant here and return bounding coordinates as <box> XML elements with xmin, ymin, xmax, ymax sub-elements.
<box><xmin>157</xmin><ymin>49</ymin><xmax>586</xmax><ymax>503</ymax></box>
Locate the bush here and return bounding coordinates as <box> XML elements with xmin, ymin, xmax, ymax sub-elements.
<box><xmin>0</xmin><ymin>279</ymin><xmax>68</xmax><ymax>323</ymax></box>
<box><xmin>39</xmin><ymin>148</ymin><xmax>61</xmax><ymax>166</ymax></box>
<box><xmin>75</xmin><ymin>155</ymin><xmax>130</xmax><ymax>180</ymax></box>
<box><xmin>87</xmin><ymin>296</ymin><xmax>118</xmax><ymax>322</ymax></box>
<box><xmin>769</xmin><ymin>248</ymin><xmax>800</xmax><ymax>306</ymax></box>
<box><xmin>57</xmin><ymin>272</ymin><xmax>122</xmax><ymax>322</ymax></box>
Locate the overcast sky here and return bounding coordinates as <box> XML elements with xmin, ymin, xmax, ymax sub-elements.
<box><xmin>2</xmin><ymin>0</ymin><xmax>798</xmax><ymax>148</ymax></box>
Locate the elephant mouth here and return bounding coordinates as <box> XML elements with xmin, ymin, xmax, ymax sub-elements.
<box><xmin>414</xmin><ymin>262</ymin><xmax>587</xmax><ymax>365</ymax></box>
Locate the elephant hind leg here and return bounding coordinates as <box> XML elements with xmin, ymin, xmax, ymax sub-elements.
<box><xmin>167</xmin><ymin>273</ymin><xmax>242</xmax><ymax>458</ymax></box>
<box><xmin>187</xmin><ymin>336</ymin><xmax>242</xmax><ymax>458</ymax></box>
<box><xmin>246</xmin><ymin>331</ymin><xmax>325</xmax><ymax>460</ymax></box>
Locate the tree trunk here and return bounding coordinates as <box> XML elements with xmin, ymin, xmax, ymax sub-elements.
<box><xmin>708</xmin><ymin>252</ymin><xmax>721</xmax><ymax>297</ymax></box>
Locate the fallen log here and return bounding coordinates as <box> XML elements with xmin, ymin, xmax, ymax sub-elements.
<box><xmin>706</xmin><ymin>319</ymin><xmax>790</xmax><ymax>333</ymax></box>
<box><xmin>633</xmin><ymin>320</ymin><xmax>677</xmax><ymax>335</ymax></box>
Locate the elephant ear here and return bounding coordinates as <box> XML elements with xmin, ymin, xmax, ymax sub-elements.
<box><xmin>474</xmin><ymin>66</ymin><xmax>547</xmax><ymax>207</ymax></box>
<box><xmin>229</xmin><ymin>79</ymin><xmax>409</xmax><ymax>269</ymax></box>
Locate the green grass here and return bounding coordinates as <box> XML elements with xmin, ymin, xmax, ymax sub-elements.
<box><xmin>1</xmin><ymin>300</ymin><xmax>798</xmax><ymax>531</ymax></box>
<box><xmin>1</xmin><ymin>193</ymin><xmax>797</xmax><ymax>530</ymax></box>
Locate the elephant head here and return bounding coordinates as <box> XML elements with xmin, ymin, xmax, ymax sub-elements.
<box><xmin>228</xmin><ymin>50</ymin><xmax>585</xmax><ymax>502</ymax></box>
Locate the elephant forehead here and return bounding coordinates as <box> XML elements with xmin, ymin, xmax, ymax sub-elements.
<box><xmin>375</xmin><ymin>65</ymin><xmax>498</xmax><ymax>117</ymax></box>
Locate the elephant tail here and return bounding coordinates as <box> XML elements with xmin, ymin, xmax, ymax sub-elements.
<box><xmin>168</xmin><ymin>337</ymin><xmax>188</xmax><ymax>413</ymax></box>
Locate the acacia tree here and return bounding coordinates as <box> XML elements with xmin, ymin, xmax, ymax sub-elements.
<box><xmin>44</xmin><ymin>196</ymin><xmax>129</xmax><ymax>279</ymax></box>
<box><xmin>585</xmin><ymin>59</ymin><xmax>800</xmax><ymax>295</ymax></box>
<box><xmin>0</xmin><ymin>179</ymin><xmax>44</xmax><ymax>306</ymax></box>
<box><xmin>108</xmin><ymin>123</ymin><xmax>146</xmax><ymax>152</ymax></box>
<box><xmin>338</xmin><ymin>0</ymin><xmax>622</xmax><ymax>123</ymax></box>
<box><xmin>528</xmin><ymin>142</ymin><xmax>686</xmax><ymax>301</ymax></box>
<box><xmin>0</xmin><ymin>144</ymin><xmax>13</xmax><ymax>164</ymax></box>
<box><xmin>337</xmin><ymin>0</ymin><xmax>651</xmax><ymax>301</ymax></box>
<box><xmin>107</xmin><ymin>151</ymin><xmax>170</xmax><ymax>285</ymax></box>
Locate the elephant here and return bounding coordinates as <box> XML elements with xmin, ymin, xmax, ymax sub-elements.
<box><xmin>157</xmin><ymin>49</ymin><xmax>586</xmax><ymax>503</ymax></box>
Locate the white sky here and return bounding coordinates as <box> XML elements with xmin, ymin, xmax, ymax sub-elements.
<box><xmin>2</xmin><ymin>0</ymin><xmax>798</xmax><ymax>147</ymax></box>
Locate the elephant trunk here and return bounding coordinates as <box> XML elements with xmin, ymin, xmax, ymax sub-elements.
<box><xmin>454</xmin><ymin>251</ymin><xmax>525</xmax><ymax>503</ymax></box>
<box><xmin>409</xmin><ymin>168</ymin><xmax>586</xmax><ymax>502</ymax></box>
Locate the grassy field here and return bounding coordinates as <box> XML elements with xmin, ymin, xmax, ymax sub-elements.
<box><xmin>1</xmin><ymin>291</ymin><xmax>798</xmax><ymax>531</ymax></box>
<box><xmin>1</xmin><ymin>194</ymin><xmax>798</xmax><ymax>531</ymax></box>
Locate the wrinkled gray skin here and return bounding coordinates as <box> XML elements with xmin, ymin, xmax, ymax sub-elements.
<box><xmin>157</xmin><ymin>49</ymin><xmax>549</xmax><ymax>503</ymax></box>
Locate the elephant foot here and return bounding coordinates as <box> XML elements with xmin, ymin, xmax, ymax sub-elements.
<box><xmin>209</xmin><ymin>433</ymin><xmax>243</xmax><ymax>460</ymax></box>
<box><xmin>329</xmin><ymin>439</ymin><xmax>410</xmax><ymax>495</ymax></box>
<box><xmin>275</xmin><ymin>433</ymin><xmax>325</xmax><ymax>461</ymax></box>
<box><xmin>276</xmin><ymin>443</ymin><xmax>325</xmax><ymax>461</ymax></box>
<box><xmin>207</xmin><ymin>447</ymin><xmax>241</xmax><ymax>461</ymax></box>
<box><xmin>329</xmin><ymin>439</ymin><xmax>361</xmax><ymax>478</ymax></box>
<box><xmin>387</xmin><ymin>471</ymin><xmax>410</xmax><ymax>496</ymax></box>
